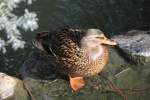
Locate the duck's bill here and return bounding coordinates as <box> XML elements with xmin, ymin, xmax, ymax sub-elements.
<box><xmin>101</xmin><ymin>39</ymin><xmax>117</xmax><ymax>46</ymax></box>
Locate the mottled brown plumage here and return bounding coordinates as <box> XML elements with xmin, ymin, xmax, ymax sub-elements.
<box><xmin>32</xmin><ymin>28</ymin><xmax>117</xmax><ymax>91</ymax></box>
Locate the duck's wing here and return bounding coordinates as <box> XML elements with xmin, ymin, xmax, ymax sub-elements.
<box><xmin>50</xmin><ymin>28</ymin><xmax>85</xmax><ymax>57</ymax></box>
<box><xmin>32</xmin><ymin>31</ymin><xmax>51</xmax><ymax>53</ymax></box>
<box><xmin>32</xmin><ymin>28</ymin><xmax>85</xmax><ymax>60</ymax></box>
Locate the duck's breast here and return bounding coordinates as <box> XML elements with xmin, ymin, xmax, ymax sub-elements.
<box><xmin>76</xmin><ymin>46</ymin><xmax>109</xmax><ymax>76</ymax></box>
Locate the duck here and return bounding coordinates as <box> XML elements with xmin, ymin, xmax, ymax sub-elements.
<box><xmin>32</xmin><ymin>28</ymin><xmax>117</xmax><ymax>91</ymax></box>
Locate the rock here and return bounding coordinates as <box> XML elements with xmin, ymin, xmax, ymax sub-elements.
<box><xmin>20</xmin><ymin>47</ymin><xmax>150</xmax><ymax>100</ymax></box>
<box><xmin>113</xmin><ymin>30</ymin><xmax>150</xmax><ymax>79</ymax></box>
<box><xmin>113</xmin><ymin>30</ymin><xmax>150</xmax><ymax>57</ymax></box>
<box><xmin>0</xmin><ymin>73</ymin><xmax>30</xmax><ymax>100</ymax></box>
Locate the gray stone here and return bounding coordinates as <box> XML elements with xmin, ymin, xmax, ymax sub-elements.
<box><xmin>0</xmin><ymin>73</ymin><xmax>30</xmax><ymax>100</ymax></box>
<box><xmin>113</xmin><ymin>30</ymin><xmax>150</xmax><ymax>79</ymax></box>
<box><xmin>113</xmin><ymin>30</ymin><xmax>150</xmax><ymax>57</ymax></box>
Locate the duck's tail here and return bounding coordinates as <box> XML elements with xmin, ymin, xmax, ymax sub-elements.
<box><xmin>32</xmin><ymin>31</ymin><xmax>51</xmax><ymax>53</ymax></box>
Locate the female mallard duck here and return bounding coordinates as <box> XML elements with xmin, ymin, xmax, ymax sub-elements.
<box><xmin>32</xmin><ymin>28</ymin><xmax>117</xmax><ymax>91</ymax></box>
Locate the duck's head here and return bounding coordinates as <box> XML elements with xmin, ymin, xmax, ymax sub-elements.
<box><xmin>81</xmin><ymin>29</ymin><xmax>117</xmax><ymax>48</ymax></box>
<box><xmin>80</xmin><ymin>29</ymin><xmax>117</xmax><ymax>60</ymax></box>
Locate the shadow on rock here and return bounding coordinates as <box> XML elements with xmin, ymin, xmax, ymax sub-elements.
<box><xmin>20</xmin><ymin>51</ymin><xmax>67</xmax><ymax>81</ymax></box>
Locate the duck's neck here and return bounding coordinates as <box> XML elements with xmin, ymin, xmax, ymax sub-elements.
<box><xmin>82</xmin><ymin>45</ymin><xmax>104</xmax><ymax>61</ymax></box>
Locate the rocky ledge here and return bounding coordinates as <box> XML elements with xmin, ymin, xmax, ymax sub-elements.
<box><xmin>18</xmin><ymin>30</ymin><xmax>150</xmax><ymax>100</ymax></box>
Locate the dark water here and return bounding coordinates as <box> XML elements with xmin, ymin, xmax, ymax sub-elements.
<box><xmin>1</xmin><ymin>0</ymin><xmax>150</xmax><ymax>99</ymax></box>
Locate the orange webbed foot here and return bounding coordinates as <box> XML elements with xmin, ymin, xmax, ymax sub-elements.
<box><xmin>69</xmin><ymin>75</ymin><xmax>85</xmax><ymax>91</ymax></box>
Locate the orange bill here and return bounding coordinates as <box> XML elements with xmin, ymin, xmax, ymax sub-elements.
<box><xmin>101</xmin><ymin>38</ymin><xmax>117</xmax><ymax>46</ymax></box>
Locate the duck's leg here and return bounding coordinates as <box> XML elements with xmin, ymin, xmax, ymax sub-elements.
<box><xmin>69</xmin><ymin>75</ymin><xmax>85</xmax><ymax>91</ymax></box>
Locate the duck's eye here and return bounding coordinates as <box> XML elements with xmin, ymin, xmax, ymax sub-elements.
<box><xmin>99</xmin><ymin>37</ymin><xmax>105</xmax><ymax>39</ymax></box>
<box><xmin>95</xmin><ymin>37</ymin><xmax>100</xmax><ymax>39</ymax></box>
<box><xmin>95</xmin><ymin>37</ymin><xmax>105</xmax><ymax>39</ymax></box>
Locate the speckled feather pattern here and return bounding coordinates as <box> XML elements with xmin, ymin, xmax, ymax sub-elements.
<box><xmin>33</xmin><ymin>28</ymin><xmax>109</xmax><ymax>77</ymax></box>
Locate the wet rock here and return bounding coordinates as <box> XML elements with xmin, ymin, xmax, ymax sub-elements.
<box><xmin>20</xmin><ymin>47</ymin><xmax>150</xmax><ymax>100</ymax></box>
<box><xmin>113</xmin><ymin>30</ymin><xmax>150</xmax><ymax>57</ymax></box>
<box><xmin>0</xmin><ymin>73</ymin><xmax>30</xmax><ymax>100</ymax></box>
<box><xmin>113</xmin><ymin>30</ymin><xmax>150</xmax><ymax>79</ymax></box>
